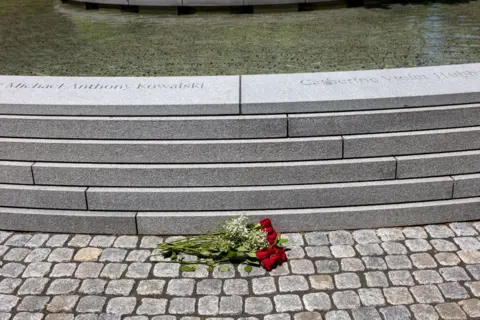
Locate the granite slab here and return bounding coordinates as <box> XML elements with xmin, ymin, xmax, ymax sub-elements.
<box><xmin>32</xmin><ymin>157</ymin><xmax>395</xmax><ymax>187</ymax></box>
<box><xmin>397</xmin><ymin>150</ymin><xmax>480</xmax><ymax>178</ymax></box>
<box><xmin>241</xmin><ymin>63</ymin><xmax>480</xmax><ymax>113</ymax></box>
<box><xmin>0</xmin><ymin>161</ymin><xmax>34</xmax><ymax>184</ymax></box>
<box><xmin>0</xmin><ymin>75</ymin><xmax>239</xmax><ymax>115</ymax></box>
<box><xmin>289</xmin><ymin>104</ymin><xmax>480</xmax><ymax>136</ymax></box>
<box><xmin>87</xmin><ymin>177</ymin><xmax>452</xmax><ymax>211</ymax></box>
<box><xmin>0</xmin><ymin>114</ymin><xmax>286</xmax><ymax>139</ymax></box>
<box><xmin>0</xmin><ymin>137</ymin><xmax>341</xmax><ymax>163</ymax></box>
<box><xmin>137</xmin><ymin>197</ymin><xmax>480</xmax><ymax>234</ymax></box>
<box><xmin>0</xmin><ymin>184</ymin><xmax>87</xmax><ymax>210</ymax></box>
<box><xmin>344</xmin><ymin>127</ymin><xmax>480</xmax><ymax>158</ymax></box>
<box><xmin>0</xmin><ymin>207</ymin><xmax>137</xmax><ymax>234</ymax></box>
<box><xmin>453</xmin><ymin>173</ymin><xmax>480</xmax><ymax>198</ymax></box>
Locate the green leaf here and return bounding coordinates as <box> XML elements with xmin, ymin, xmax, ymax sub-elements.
<box><xmin>219</xmin><ymin>265</ymin><xmax>230</xmax><ymax>272</ymax></box>
<box><xmin>237</xmin><ymin>246</ymin><xmax>247</xmax><ymax>252</ymax></box>
<box><xmin>246</xmin><ymin>252</ymin><xmax>257</xmax><ymax>258</ymax></box>
<box><xmin>207</xmin><ymin>266</ymin><xmax>214</xmax><ymax>273</ymax></box>
<box><xmin>227</xmin><ymin>251</ymin><xmax>237</xmax><ymax>259</ymax></box>
<box><xmin>278</xmin><ymin>238</ymin><xmax>289</xmax><ymax>245</ymax></box>
<box><xmin>244</xmin><ymin>265</ymin><xmax>253</xmax><ymax>273</ymax></box>
<box><xmin>180</xmin><ymin>265</ymin><xmax>196</xmax><ymax>272</ymax></box>
<box><xmin>200</xmin><ymin>251</ymin><xmax>211</xmax><ymax>257</ymax></box>
<box><xmin>247</xmin><ymin>259</ymin><xmax>261</xmax><ymax>266</ymax></box>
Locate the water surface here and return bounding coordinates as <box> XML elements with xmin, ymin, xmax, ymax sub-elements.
<box><xmin>0</xmin><ymin>0</ymin><xmax>479</xmax><ymax>76</ymax></box>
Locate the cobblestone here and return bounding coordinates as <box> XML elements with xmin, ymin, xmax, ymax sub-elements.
<box><xmin>245</xmin><ymin>297</ymin><xmax>272</xmax><ymax>315</ymax></box>
<box><xmin>279</xmin><ymin>276</ymin><xmax>309</xmax><ymax>292</ymax></box>
<box><xmin>3</xmin><ymin>222</ymin><xmax>480</xmax><ymax>319</ymax></box>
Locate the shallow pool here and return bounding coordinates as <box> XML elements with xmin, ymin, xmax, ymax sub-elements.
<box><xmin>0</xmin><ymin>0</ymin><xmax>479</xmax><ymax>76</ymax></box>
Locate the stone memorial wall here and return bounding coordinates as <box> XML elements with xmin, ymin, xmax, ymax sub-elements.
<box><xmin>1</xmin><ymin>63</ymin><xmax>480</xmax><ymax>234</ymax></box>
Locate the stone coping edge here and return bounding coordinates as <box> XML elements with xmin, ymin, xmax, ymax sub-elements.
<box><xmin>1</xmin><ymin>63</ymin><xmax>479</xmax><ymax>116</ymax></box>
<box><xmin>1</xmin><ymin>197</ymin><xmax>480</xmax><ymax>234</ymax></box>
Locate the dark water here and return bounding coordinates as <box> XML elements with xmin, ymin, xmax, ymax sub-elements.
<box><xmin>0</xmin><ymin>0</ymin><xmax>479</xmax><ymax>76</ymax></box>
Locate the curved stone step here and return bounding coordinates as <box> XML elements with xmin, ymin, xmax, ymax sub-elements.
<box><xmin>0</xmin><ymin>184</ymin><xmax>87</xmax><ymax>210</ymax></box>
<box><xmin>0</xmin><ymin>207</ymin><xmax>136</xmax><ymax>234</ymax></box>
<box><xmin>86</xmin><ymin>177</ymin><xmax>453</xmax><ymax>211</ymax></box>
<box><xmin>32</xmin><ymin>158</ymin><xmax>395</xmax><ymax>186</ymax></box>
<box><xmin>289</xmin><ymin>104</ymin><xmax>480</xmax><ymax>136</ymax></box>
<box><xmin>344</xmin><ymin>127</ymin><xmax>480</xmax><ymax>158</ymax></box>
<box><xmin>0</xmin><ymin>137</ymin><xmax>341</xmax><ymax>163</ymax></box>
<box><xmin>2</xmin><ymin>197</ymin><xmax>479</xmax><ymax>234</ymax></box>
<box><xmin>453</xmin><ymin>173</ymin><xmax>480</xmax><ymax>198</ymax></box>
<box><xmin>0</xmin><ymin>114</ymin><xmax>286</xmax><ymax>140</ymax></box>
<box><xmin>397</xmin><ymin>150</ymin><xmax>480</xmax><ymax>178</ymax></box>
<box><xmin>137</xmin><ymin>197</ymin><xmax>480</xmax><ymax>234</ymax></box>
<box><xmin>0</xmin><ymin>161</ymin><xmax>34</xmax><ymax>184</ymax></box>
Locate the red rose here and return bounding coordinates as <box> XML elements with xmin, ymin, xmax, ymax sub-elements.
<box><xmin>271</xmin><ymin>247</ymin><xmax>287</xmax><ymax>264</ymax></box>
<box><xmin>262</xmin><ymin>226</ymin><xmax>275</xmax><ymax>233</ymax></box>
<box><xmin>267</xmin><ymin>232</ymin><xmax>278</xmax><ymax>245</ymax></box>
<box><xmin>256</xmin><ymin>247</ymin><xmax>273</xmax><ymax>260</ymax></box>
<box><xmin>259</xmin><ymin>218</ymin><xmax>272</xmax><ymax>229</ymax></box>
<box><xmin>261</xmin><ymin>257</ymin><xmax>277</xmax><ymax>271</ymax></box>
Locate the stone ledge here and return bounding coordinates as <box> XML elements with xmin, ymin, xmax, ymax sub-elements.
<box><xmin>86</xmin><ymin>177</ymin><xmax>452</xmax><ymax>211</ymax></box>
<box><xmin>32</xmin><ymin>157</ymin><xmax>396</xmax><ymax>187</ymax></box>
<box><xmin>0</xmin><ymin>207</ymin><xmax>137</xmax><ymax>234</ymax></box>
<box><xmin>242</xmin><ymin>63</ymin><xmax>480</xmax><ymax>114</ymax></box>
<box><xmin>1</xmin><ymin>64</ymin><xmax>478</xmax><ymax>116</ymax></box>
<box><xmin>137</xmin><ymin>197</ymin><xmax>480</xmax><ymax>234</ymax></box>
<box><xmin>0</xmin><ymin>75</ymin><xmax>239</xmax><ymax>116</ymax></box>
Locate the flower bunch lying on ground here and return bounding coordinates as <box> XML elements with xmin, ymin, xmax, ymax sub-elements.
<box><xmin>156</xmin><ymin>215</ymin><xmax>288</xmax><ymax>272</ymax></box>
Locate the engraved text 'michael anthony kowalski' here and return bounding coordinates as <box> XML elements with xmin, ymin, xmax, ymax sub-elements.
<box><xmin>0</xmin><ymin>82</ymin><xmax>206</xmax><ymax>90</ymax></box>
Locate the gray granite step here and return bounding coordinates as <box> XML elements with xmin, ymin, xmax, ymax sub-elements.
<box><xmin>289</xmin><ymin>104</ymin><xmax>480</xmax><ymax>136</ymax></box>
<box><xmin>0</xmin><ymin>114</ymin><xmax>286</xmax><ymax>139</ymax></box>
<box><xmin>32</xmin><ymin>157</ymin><xmax>395</xmax><ymax>187</ymax></box>
<box><xmin>86</xmin><ymin>177</ymin><xmax>453</xmax><ymax>211</ymax></box>
<box><xmin>344</xmin><ymin>127</ymin><xmax>480</xmax><ymax>158</ymax></box>
<box><xmin>0</xmin><ymin>184</ymin><xmax>87</xmax><ymax>210</ymax></box>
<box><xmin>0</xmin><ymin>137</ymin><xmax>341</xmax><ymax>163</ymax></box>
<box><xmin>397</xmin><ymin>150</ymin><xmax>480</xmax><ymax>178</ymax></box>
<box><xmin>0</xmin><ymin>161</ymin><xmax>33</xmax><ymax>184</ymax></box>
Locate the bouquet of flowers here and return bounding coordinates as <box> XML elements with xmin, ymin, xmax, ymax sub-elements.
<box><xmin>156</xmin><ymin>216</ymin><xmax>288</xmax><ymax>272</ymax></box>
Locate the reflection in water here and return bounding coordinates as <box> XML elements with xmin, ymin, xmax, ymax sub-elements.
<box><xmin>0</xmin><ymin>0</ymin><xmax>479</xmax><ymax>76</ymax></box>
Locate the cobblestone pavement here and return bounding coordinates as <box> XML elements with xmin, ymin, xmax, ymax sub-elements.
<box><xmin>3</xmin><ymin>222</ymin><xmax>480</xmax><ymax>319</ymax></box>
